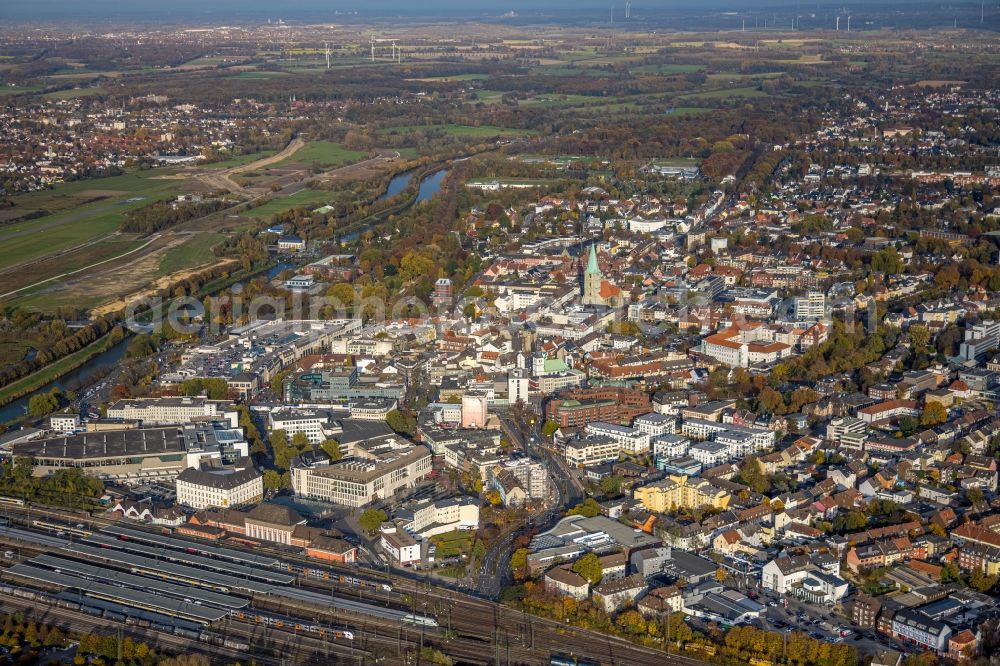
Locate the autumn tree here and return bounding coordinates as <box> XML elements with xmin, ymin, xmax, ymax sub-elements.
<box><xmin>510</xmin><ymin>547</ymin><xmax>530</xmax><ymax>581</ymax></box>
<box><xmin>908</xmin><ymin>325</ymin><xmax>931</xmax><ymax>352</ymax></box>
<box><xmin>263</xmin><ymin>469</ymin><xmax>284</xmax><ymax>492</ymax></box>
<box><xmin>386</xmin><ymin>409</ymin><xmax>416</xmax><ymax>436</ymax></box>
<box><xmin>737</xmin><ymin>455</ymin><xmax>770</xmax><ymax>494</ymax></box>
<box><xmin>969</xmin><ymin>568</ymin><xmax>998</xmax><ymax>593</ymax></box>
<box><xmin>567</xmin><ymin>497</ymin><xmax>601</xmax><ymax>518</ymax></box>
<box><xmin>359</xmin><ymin>508</ymin><xmax>388</xmax><ymax>533</ymax></box>
<box><xmin>758</xmin><ymin>386</ymin><xmax>785</xmax><ymax>414</ymax></box>
<box><xmin>321</xmin><ymin>439</ymin><xmax>343</xmax><ymax>461</ymax></box>
<box><xmin>571</xmin><ymin>552</ymin><xmax>602</xmax><ymax>585</ymax></box>
<box><xmin>616</xmin><ymin>610</ymin><xmax>647</xmax><ymax>635</ymax></box>
<box><xmin>920</xmin><ymin>402</ymin><xmax>948</xmax><ymax>427</ymax></box>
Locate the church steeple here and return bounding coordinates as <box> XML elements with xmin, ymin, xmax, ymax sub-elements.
<box><xmin>585</xmin><ymin>243</ymin><xmax>601</xmax><ymax>276</ymax></box>
<box><xmin>582</xmin><ymin>242</ymin><xmax>603</xmax><ymax>305</ymax></box>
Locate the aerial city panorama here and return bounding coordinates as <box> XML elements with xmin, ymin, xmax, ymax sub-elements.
<box><xmin>0</xmin><ymin>0</ymin><xmax>998</xmax><ymax>664</ymax></box>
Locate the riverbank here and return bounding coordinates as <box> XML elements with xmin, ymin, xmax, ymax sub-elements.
<box><xmin>337</xmin><ymin>165</ymin><xmax>450</xmax><ymax>243</ymax></box>
<box><xmin>0</xmin><ymin>259</ymin><xmax>281</xmax><ymax>422</ymax></box>
<box><xmin>0</xmin><ymin>329</ymin><xmax>122</xmax><ymax>410</ymax></box>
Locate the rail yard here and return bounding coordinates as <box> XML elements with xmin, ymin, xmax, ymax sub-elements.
<box><xmin>0</xmin><ymin>504</ymin><xmax>696</xmax><ymax>665</ymax></box>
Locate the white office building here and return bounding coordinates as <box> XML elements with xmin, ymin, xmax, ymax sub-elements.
<box><xmin>584</xmin><ymin>422</ymin><xmax>651</xmax><ymax>455</ymax></box>
<box><xmin>633</xmin><ymin>413</ymin><xmax>677</xmax><ymax>437</ymax></box>
<box><xmin>107</xmin><ymin>397</ymin><xmax>239</xmax><ymax>428</ymax></box>
<box><xmin>793</xmin><ymin>291</ymin><xmax>826</xmax><ymax>320</ymax></box>
<box><xmin>176</xmin><ymin>458</ymin><xmax>263</xmax><ymax>510</ymax></box>
<box><xmin>653</xmin><ymin>434</ymin><xmax>691</xmax><ymax>460</ymax></box>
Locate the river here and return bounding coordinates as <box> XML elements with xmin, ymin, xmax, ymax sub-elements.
<box><xmin>415</xmin><ymin>168</ymin><xmax>448</xmax><ymax>203</ymax></box>
<box><xmin>0</xmin><ymin>172</ymin><xmax>450</xmax><ymax>423</ymax></box>
<box><xmin>0</xmin><ymin>261</ymin><xmax>297</xmax><ymax>424</ymax></box>
<box><xmin>377</xmin><ymin>167</ymin><xmax>448</xmax><ymax>204</ymax></box>
<box><xmin>344</xmin><ymin>167</ymin><xmax>449</xmax><ymax>242</ymax></box>
<box><xmin>0</xmin><ymin>337</ymin><xmax>130</xmax><ymax>422</ymax></box>
<box><xmin>378</xmin><ymin>170</ymin><xmax>415</xmax><ymax>201</ymax></box>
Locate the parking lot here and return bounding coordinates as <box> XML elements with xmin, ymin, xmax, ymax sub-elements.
<box><xmin>754</xmin><ymin>591</ymin><xmax>898</xmax><ymax>656</ymax></box>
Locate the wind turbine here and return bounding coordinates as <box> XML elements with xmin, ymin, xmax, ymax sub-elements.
<box><xmin>324</xmin><ymin>42</ymin><xmax>330</xmax><ymax>69</ymax></box>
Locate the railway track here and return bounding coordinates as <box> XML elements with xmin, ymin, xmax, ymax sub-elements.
<box><xmin>0</xmin><ymin>506</ymin><xmax>710</xmax><ymax>666</ymax></box>
<box><xmin>0</xmin><ymin>593</ymin><xmax>274</xmax><ymax>665</ymax></box>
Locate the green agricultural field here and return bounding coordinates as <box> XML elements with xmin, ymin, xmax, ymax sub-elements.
<box><xmin>707</xmin><ymin>71</ymin><xmax>785</xmax><ymax>83</ymax></box>
<box><xmin>202</xmin><ymin>150</ymin><xmax>279</xmax><ymax>170</ymax></box>
<box><xmin>533</xmin><ymin>66</ymin><xmax>609</xmax><ymax>76</ymax></box>
<box><xmin>0</xmin><ymin>172</ymin><xmax>184</xmax><ymax>271</ymax></box>
<box><xmin>378</xmin><ymin>124</ymin><xmax>535</xmax><ymax>138</ymax></box>
<box><xmin>468</xmin><ymin>90</ymin><xmax>506</xmax><ymax>104</ymax></box>
<box><xmin>0</xmin><ymin>85</ymin><xmax>44</xmax><ymax>96</ymax></box>
<box><xmin>408</xmin><ymin>73</ymin><xmax>489</xmax><ymax>82</ymax></box>
<box><xmin>178</xmin><ymin>55</ymin><xmax>241</xmax><ymax>69</ymax></box>
<box><xmin>665</xmin><ymin>106</ymin><xmax>713</xmax><ymax>116</ymax></box>
<box><xmin>45</xmin><ymin>70</ymin><xmax>122</xmax><ymax>80</ymax></box>
<box><xmin>469</xmin><ymin>90</ymin><xmax>606</xmax><ymax>108</ymax></box>
<box><xmin>157</xmin><ymin>233</ymin><xmax>225</xmax><ymax>276</ymax></box>
<box><xmin>663</xmin><ymin>106</ymin><xmax>715</xmax><ymax>116</ymax></box>
<box><xmin>678</xmin><ymin>86</ymin><xmax>768</xmax><ymax>100</ymax></box>
<box><xmin>245</xmin><ymin>189</ymin><xmax>332</xmax><ymax>219</ymax></box>
<box><xmin>520</xmin><ymin>94</ymin><xmax>603</xmax><ymax>108</ymax></box>
<box><xmin>274</xmin><ymin>141</ymin><xmax>366</xmax><ymax>168</ymax></box>
<box><xmin>227</xmin><ymin>70</ymin><xmax>288</xmax><ymax>80</ymax></box>
<box><xmin>632</xmin><ymin>63</ymin><xmax>707</xmax><ymax>75</ymax></box>
<box><xmin>43</xmin><ymin>87</ymin><xmax>104</xmax><ymax>99</ymax></box>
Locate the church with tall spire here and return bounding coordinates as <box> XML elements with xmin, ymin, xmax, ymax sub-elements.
<box><xmin>581</xmin><ymin>242</ymin><xmax>623</xmax><ymax>307</ymax></box>
<box><xmin>582</xmin><ymin>243</ymin><xmax>604</xmax><ymax>305</ymax></box>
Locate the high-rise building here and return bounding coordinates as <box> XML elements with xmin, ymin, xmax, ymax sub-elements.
<box><xmin>508</xmin><ymin>368</ymin><xmax>530</xmax><ymax>404</ymax></box>
<box><xmin>959</xmin><ymin>321</ymin><xmax>1000</xmax><ymax>361</ymax></box>
<box><xmin>793</xmin><ymin>290</ymin><xmax>826</xmax><ymax>320</ymax></box>
<box><xmin>461</xmin><ymin>390</ymin><xmax>489</xmax><ymax>428</ymax></box>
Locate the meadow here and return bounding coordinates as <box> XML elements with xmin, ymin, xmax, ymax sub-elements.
<box><xmin>245</xmin><ymin>190</ymin><xmax>332</xmax><ymax>219</ymax></box>
<box><xmin>0</xmin><ymin>174</ymin><xmax>183</xmax><ymax>272</ymax></box>
<box><xmin>378</xmin><ymin>124</ymin><xmax>536</xmax><ymax>138</ymax></box>
<box><xmin>272</xmin><ymin>141</ymin><xmax>366</xmax><ymax>168</ymax></box>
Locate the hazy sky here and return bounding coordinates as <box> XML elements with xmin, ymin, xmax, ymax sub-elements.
<box><xmin>1</xmin><ymin>0</ymin><xmax>912</xmax><ymax>22</ymax></box>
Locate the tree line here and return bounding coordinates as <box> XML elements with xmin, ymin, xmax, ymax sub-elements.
<box><xmin>0</xmin><ymin>317</ymin><xmax>121</xmax><ymax>393</ymax></box>
<box><xmin>121</xmin><ymin>199</ymin><xmax>229</xmax><ymax>235</ymax></box>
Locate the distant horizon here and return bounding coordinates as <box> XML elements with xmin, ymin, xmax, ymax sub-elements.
<box><xmin>1</xmin><ymin>0</ymin><xmax>988</xmax><ymax>25</ymax></box>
